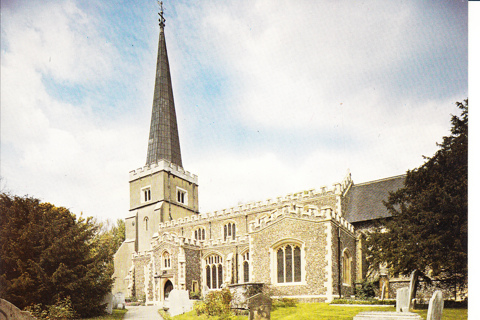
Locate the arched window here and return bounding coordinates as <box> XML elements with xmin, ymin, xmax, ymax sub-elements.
<box><xmin>275</xmin><ymin>243</ymin><xmax>302</xmax><ymax>284</ymax></box>
<box><xmin>223</xmin><ymin>222</ymin><xmax>236</xmax><ymax>241</ymax></box>
<box><xmin>144</xmin><ymin>217</ymin><xmax>149</xmax><ymax>231</ymax></box>
<box><xmin>194</xmin><ymin>227</ymin><xmax>206</xmax><ymax>241</ymax></box>
<box><xmin>342</xmin><ymin>250</ymin><xmax>352</xmax><ymax>286</ymax></box>
<box><xmin>163</xmin><ymin>251</ymin><xmax>171</xmax><ymax>269</ymax></box>
<box><xmin>205</xmin><ymin>254</ymin><xmax>223</xmax><ymax>289</ymax></box>
<box><xmin>242</xmin><ymin>251</ymin><xmax>250</xmax><ymax>283</ymax></box>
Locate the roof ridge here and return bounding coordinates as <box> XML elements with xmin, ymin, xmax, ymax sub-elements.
<box><xmin>353</xmin><ymin>174</ymin><xmax>406</xmax><ymax>187</ymax></box>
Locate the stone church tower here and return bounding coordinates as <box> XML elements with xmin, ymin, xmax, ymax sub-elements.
<box><xmin>112</xmin><ymin>5</ymin><xmax>199</xmax><ymax>296</ymax></box>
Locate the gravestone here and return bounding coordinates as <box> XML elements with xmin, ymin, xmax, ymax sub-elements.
<box><xmin>102</xmin><ymin>292</ymin><xmax>114</xmax><ymax>314</ymax></box>
<box><xmin>113</xmin><ymin>292</ymin><xmax>125</xmax><ymax>309</ymax></box>
<box><xmin>353</xmin><ymin>286</ymin><xmax>422</xmax><ymax>320</ymax></box>
<box><xmin>407</xmin><ymin>270</ymin><xmax>419</xmax><ymax>310</ymax></box>
<box><xmin>396</xmin><ymin>287</ymin><xmax>409</xmax><ymax>312</ymax></box>
<box><xmin>0</xmin><ymin>299</ymin><xmax>37</xmax><ymax>320</ymax></box>
<box><xmin>426</xmin><ymin>291</ymin><xmax>444</xmax><ymax>320</ymax></box>
<box><xmin>166</xmin><ymin>289</ymin><xmax>193</xmax><ymax>317</ymax></box>
<box><xmin>247</xmin><ymin>293</ymin><xmax>272</xmax><ymax>320</ymax></box>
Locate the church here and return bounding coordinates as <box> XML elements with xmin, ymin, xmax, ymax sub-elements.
<box><xmin>112</xmin><ymin>6</ymin><xmax>405</xmax><ymax>305</ymax></box>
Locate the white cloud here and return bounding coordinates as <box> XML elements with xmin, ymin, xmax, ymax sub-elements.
<box><xmin>1</xmin><ymin>1</ymin><xmax>143</xmax><ymax>221</ymax></box>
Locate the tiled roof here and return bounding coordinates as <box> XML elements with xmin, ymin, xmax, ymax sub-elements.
<box><xmin>344</xmin><ymin>175</ymin><xmax>406</xmax><ymax>223</ymax></box>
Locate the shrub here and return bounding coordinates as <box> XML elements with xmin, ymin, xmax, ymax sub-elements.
<box><xmin>330</xmin><ymin>298</ymin><xmax>395</xmax><ymax>305</ymax></box>
<box><xmin>194</xmin><ymin>301</ymin><xmax>207</xmax><ymax>316</ymax></box>
<box><xmin>272</xmin><ymin>297</ymin><xmax>298</xmax><ymax>310</ymax></box>
<box><xmin>25</xmin><ymin>297</ymin><xmax>77</xmax><ymax>320</ymax></box>
<box><xmin>355</xmin><ymin>279</ymin><xmax>376</xmax><ymax>300</ymax></box>
<box><xmin>190</xmin><ymin>290</ymin><xmax>201</xmax><ymax>300</ymax></box>
<box><xmin>198</xmin><ymin>288</ymin><xmax>234</xmax><ymax>318</ymax></box>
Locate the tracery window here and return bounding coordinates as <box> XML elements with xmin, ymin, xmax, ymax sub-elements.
<box><xmin>342</xmin><ymin>250</ymin><xmax>352</xmax><ymax>286</ymax></box>
<box><xmin>223</xmin><ymin>222</ymin><xmax>236</xmax><ymax>241</ymax></box>
<box><xmin>275</xmin><ymin>244</ymin><xmax>302</xmax><ymax>284</ymax></box>
<box><xmin>194</xmin><ymin>227</ymin><xmax>206</xmax><ymax>241</ymax></box>
<box><xmin>242</xmin><ymin>251</ymin><xmax>250</xmax><ymax>283</ymax></box>
<box><xmin>163</xmin><ymin>251</ymin><xmax>171</xmax><ymax>269</ymax></box>
<box><xmin>205</xmin><ymin>254</ymin><xmax>223</xmax><ymax>289</ymax></box>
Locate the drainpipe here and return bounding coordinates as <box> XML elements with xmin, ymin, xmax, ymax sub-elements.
<box><xmin>338</xmin><ymin>226</ymin><xmax>342</xmax><ymax>299</ymax></box>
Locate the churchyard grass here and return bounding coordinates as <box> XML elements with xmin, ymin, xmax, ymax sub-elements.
<box><xmin>170</xmin><ymin>303</ymin><xmax>467</xmax><ymax>320</ymax></box>
<box><xmin>80</xmin><ymin>309</ymin><xmax>127</xmax><ymax>319</ymax></box>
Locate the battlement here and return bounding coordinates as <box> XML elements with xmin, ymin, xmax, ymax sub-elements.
<box><xmin>129</xmin><ymin>159</ymin><xmax>198</xmax><ymax>184</ymax></box>
<box><xmin>158</xmin><ymin>183</ymin><xmax>339</xmax><ymax>230</ymax></box>
<box><xmin>248</xmin><ymin>203</ymin><xmax>354</xmax><ymax>233</ymax></box>
<box><xmin>149</xmin><ymin>231</ymin><xmax>249</xmax><ymax>249</ymax></box>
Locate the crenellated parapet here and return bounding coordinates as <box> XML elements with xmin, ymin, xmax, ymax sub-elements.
<box><xmin>150</xmin><ymin>232</ymin><xmax>201</xmax><ymax>249</ymax></box>
<box><xmin>248</xmin><ymin>203</ymin><xmax>354</xmax><ymax>233</ymax></box>
<box><xmin>158</xmin><ymin>182</ymin><xmax>341</xmax><ymax>230</ymax></box>
<box><xmin>129</xmin><ymin>159</ymin><xmax>198</xmax><ymax>184</ymax></box>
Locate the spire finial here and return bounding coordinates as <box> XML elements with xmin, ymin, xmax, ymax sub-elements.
<box><xmin>158</xmin><ymin>1</ymin><xmax>166</xmax><ymax>28</ymax></box>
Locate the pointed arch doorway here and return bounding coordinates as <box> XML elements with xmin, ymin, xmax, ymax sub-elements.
<box><xmin>164</xmin><ymin>279</ymin><xmax>173</xmax><ymax>299</ymax></box>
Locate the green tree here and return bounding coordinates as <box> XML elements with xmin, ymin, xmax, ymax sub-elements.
<box><xmin>0</xmin><ymin>195</ymin><xmax>113</xmax><ymax>317</ymax></box>
<box><xmin>366</xmin><ymin>100</ymin><xmax>468</xmax><ymax>293</ymax></box>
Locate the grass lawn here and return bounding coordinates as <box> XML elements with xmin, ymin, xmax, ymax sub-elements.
<box><xmin>80</xmin><ymin>309</ymin><xmax>128</xmax><ymax>319</ymax></box>
<box><xmin>171</xmin><ymin>303</ymin><xmax>467</xmax><ymax>320</ymax></box>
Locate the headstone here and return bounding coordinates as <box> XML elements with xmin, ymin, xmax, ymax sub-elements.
<box><xmin>407</xmin><ymin>270</ymin><xmax>419</xmax><ymax>310</ymax></box>
<box><xmin>247</xmin><ymin>293</ymin><xmax>272</xmax><ymax>320</ymax></box>
<box><xmin>167</xmin><ymin>289</ymin><xmax>193</xmax><ymax>317</ymax></box>
<box><xmin>102</xmin><ymin>293</ymin><xmax>114</xmax><ymax>314</ymax></box>
<box><xmin>0</xmin><ymin>299</ymin><xmax>37</xmax><ymax>320</ymax></box>
<box><xmin>426</xmin><ymin>291</ymin><xmax>444</xmax><ymax>320</ymax></box>
<box><xmin>396</xmin><ymin>287</ymin><xmax>409</xmax><ymax>312</ymax></box>
<box><xmin>113</xmin><ymin>292</ymin><xmax>125</xmax><ymax>309</ymax></box>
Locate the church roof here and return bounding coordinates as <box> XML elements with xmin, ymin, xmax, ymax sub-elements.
<box><xmin>344</xmin><ymin>175</ymin><xmax>406</xmax><ymax>223</ymax></box>
<box><xmin>146</xmin><ymin>6</ymin><xmax>183</xmax><ymax>168</ymax></box>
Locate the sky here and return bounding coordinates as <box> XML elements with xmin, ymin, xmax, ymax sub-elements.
<box><xmin>0</xmin><ymin>0</ymin><xmax>468</xmax><ymax>223</ymax></box>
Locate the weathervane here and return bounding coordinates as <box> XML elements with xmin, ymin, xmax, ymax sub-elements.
<box><xmin>158</xmin><ymin>1</ymin><xmax>166</xmax><ymax>28</ymax></box>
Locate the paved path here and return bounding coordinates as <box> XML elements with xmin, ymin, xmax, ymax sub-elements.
<box><xmin>124</xmin><ymin>305</ymin><xmax>163</xmax><ymax>319</ymax></box>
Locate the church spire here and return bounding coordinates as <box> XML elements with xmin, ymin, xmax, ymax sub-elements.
<box><xmin>146</xmin><ymin>1</ymin><xmax>183</xmax><ymax>167</ymax></box>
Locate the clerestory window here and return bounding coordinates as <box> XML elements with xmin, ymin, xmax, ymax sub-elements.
<box><xmin>223</xmin><ymin>222</ymin><xmax>236</xmax><ymax>241</ymax></box>
<box><xmin>194</xmin><ymin>227</ymin><xmax>206</xmax><ymax>241</ymax></box>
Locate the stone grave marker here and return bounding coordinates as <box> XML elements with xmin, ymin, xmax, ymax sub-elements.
<box><xmin>247</xmin><ymin>293</ymin><xmax>272</xmax><ymax>320</ymax></box>
<box><xmin>166</xmin><ymin>289</ymin><xmax>193</xmax><ymax>317</ymax></box>
<box><xmin>102</xmin><ymin>292</ymin><xmax>114</xmax><ymax>314</ymax></box>
<box><xmin>114</xmin><ymin>292</ymin><xmax>125</xmax><ymax>309</ymax></box>
<box><xmin>396</xmin><ymin>287</ymin><xmax>410</xmax><ymax>312</ymax></box>
<box><xmin>408</xmin><ymin>270</ymin><xmax>419</xmax><ymax>310</ymax></box>
<box><xmin>426</xmin><ymin>291</ymin><xmax>444</xmax><ymax>320</ymax></box>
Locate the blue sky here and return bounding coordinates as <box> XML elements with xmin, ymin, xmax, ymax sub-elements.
<box><xmin>1</xmin><ymin>0</ymin><xmax>468</xmax><ymax>222</ymax></box>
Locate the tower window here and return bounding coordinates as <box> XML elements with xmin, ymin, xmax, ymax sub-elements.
<box><xmin>176</xmin><ymin>187</ymin><xmax>187</xmax><ymax>205</ymax></box>
<box><xmin>141</xmin><ymin>187</ymin><xmax>151</xmax><ymax>203</ymax></box>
